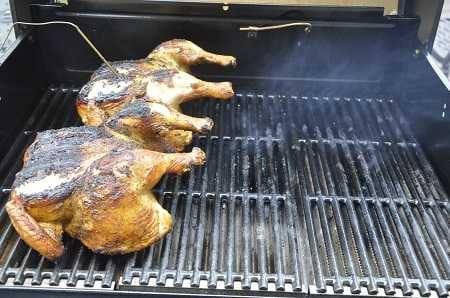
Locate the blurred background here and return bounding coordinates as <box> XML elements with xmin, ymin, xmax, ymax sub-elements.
<box><xmin>0</xmin><ymin>0</ymin><xmax>13</xmax><ymax>55</ymax></box>
<box><xmin>429</xmin><ymin>0</ymin><xmax>450</xmax><ymax>88</ymax></box>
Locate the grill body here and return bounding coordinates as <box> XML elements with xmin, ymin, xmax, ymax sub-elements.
<box><xmin>0</xmin><ymin>1</ymin><xmax>448</xmax><ymax>297</ymax></box>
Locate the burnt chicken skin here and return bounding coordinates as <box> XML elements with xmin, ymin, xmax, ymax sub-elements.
<box><xmin>76</xmin><ymin>39</ymin><xmax>235</xmax><ymax>152</ymax></box>
<box><xmin>6</xmin><ymin>125</ymin><xmax>206</xmax><ymax>260</ymax></box>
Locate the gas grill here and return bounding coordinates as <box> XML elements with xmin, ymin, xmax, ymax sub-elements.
<box><xmin>0</xmin><ymin>1</ymin><xmax>448</xmax><ymax>297</ymax></box>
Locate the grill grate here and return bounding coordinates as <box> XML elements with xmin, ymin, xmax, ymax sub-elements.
<box><xmin>0</xmin><ymin>86</ymin><xmax>448</xmax><ymax>297</ymax></box>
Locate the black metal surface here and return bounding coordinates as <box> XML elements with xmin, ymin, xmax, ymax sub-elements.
<box><xmin>1</xmin><ymin>85</ymin><xmax>446</xmax><ymax>297</ymax></box>
<box><xmin>60</xmin><ymin>0</ymin><xmax>386</xmax><ymax>22</ymax></box>
<box><xmin>0</xmin><ymin>32</ymin><xmax>47</xmax><ymax>160</ymax></box>
<box><xmin>28</xmin><ymin>4</ymin><xmax>419</xmax><ymax>85</ymax></box>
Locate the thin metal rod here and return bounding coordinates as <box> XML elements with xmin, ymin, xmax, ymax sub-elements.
<box><xmin>1</xmin><ymin>21</ymin><xmax>121</xmax><ymax>78</ymax></box>
<box><xmin>239</xmin><ymin>22</ymin><xmax>311</xmax><ymax>32</ymax></box>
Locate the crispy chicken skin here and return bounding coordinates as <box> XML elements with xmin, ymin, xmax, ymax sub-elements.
<box><xmin>76</xmin><ymin>39</ymin><xmax>235</xmax><ymax>151</ymax></box>
<box><xmin>6</xmin><ymin>125</ymin><xmax>205</xmax><ymax>260</ymax></box>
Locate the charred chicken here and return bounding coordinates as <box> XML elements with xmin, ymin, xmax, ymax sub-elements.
<box><xmin>6</xmin><ymin>125</ymin><xmax>205</xmax><ymax>260</ymax></box>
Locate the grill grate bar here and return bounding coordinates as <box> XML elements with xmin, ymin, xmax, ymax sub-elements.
<box><xmin>206</xmin><ymin>102</ymin><xmax>223</xmax><ymax>288</ymax></box>
<box><xmin>224</xmin><ymin>136</ymin><xmax>237</xmax><ymax>289</ymax></box>
<box><xmin>223</xmin><ymin>99</ymin><xmax>237</xmax><ymax>289</ymax></box>
<box><xmin>389</xmin><ymin>102</ymin><xmax>448</xmax><ymax>200</ymax></box>
<box><xmin>30</xmin><ymin>255</ymin><xmax>45</xmax><ymax>285</ymax></box>
<box><xmin>274</xmin><ymin>107</ymin><xmax>305</xmax><ymax>292</ymax></box>
<box><xmin>13</xmin><ymin>243</ymin><xmax>33</xmax><ymax>285</ymax></box>
<box><xmin>308</xmin><ymin>101</ymin><xmax>361</xmax><ymax>293</ymax></box>
<box><xmin>154</xmin><ymin>189</ymin><xmax>180</xmax><ymax>284</ymax></box>
<box><xmin>122</xmin><ymin>246</ymin><xmax>137</xmax><ymax>284</ymax></box>
<box><xmin>282</xmin><ymin>98</ymin><xmax>315</xmax><ymax>293</ymax></box>
<box><xmin>85</xmin><ymin>254</ymin><xmax>98</xmax><ymax>287</ymax></box>
<box><xmin>338</xmin><ymin>104</ymin><xmax>396</xmax><ymax>294</ymax></box>
<box><xmin>0</xmin><ymin>233</ymin><xmax>22</xmax><ymax>283</ymax></box>
<box><xmin>276</xmin><ymin>101</ymin><xmax>307</xmax><ymax>293</ymax></box>
<box><xmin>268</xmin><ymin>158</ymin><xmax>286</xmax><ymax>290</ymax></box>
<box><xmin>254</xmin><ymin>137</ymin><xmax>269</xmax><ymax>290</ymax></box>
<box><xmin>312</xmin><ymin>140</ymin><xmax>344</xmax><ymax>293</ymax></box>
<box><xmin>191</xmin><ymin>105</ymin><xmax>220</xmax><ymax>287</ymax></box>
<box><xmin>172</xmin><ymin>174</ymin><xmax>194</xmax><ymax>286</ymax></box>
<box><xmin>399</xmin><ymin>146</ymin><xmax>450</xmax><ymax>264</ymax></box>
<box><xmin>308</xmin><ymin>106</ymin><xmax>352</xmax><ymax>293</ymax></box>
<box><xmin>174</xmin><ymin>138</ymin><xmax>205</xmax><ymax>286</ymax></box>
<box><xmin>240</xmin><ymin>139</ymin><xmax>252</xmax><ymax>289</ymax></box>
<box><xmin>67</xmin><ymin>245</ymin><xmax>85</xmax><ymax>286</ymax></box>
<box><xmin>50</xmin><ymin>238</ymin><xmax>76</xmax><ymax>285</ymax></box>
<box><xmin>302</xmin><ymin>141</ymin><xmax>326</xmax><ymax>292</ymax></box>
<box><xmin>389</xmin><ymin>146</ymin><xmax>448</xmax><ymax>295</ymax></box>
<box><xmin>344</xmin><ymin>101</ymin><xmax>414</xmax><ymax>295</ymax></box>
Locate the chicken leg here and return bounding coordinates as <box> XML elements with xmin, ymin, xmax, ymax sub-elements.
<box><xmin>145</xmin><ymin>69</ymin><xmax>233</xmax><ymax>111</ymax></box>
<box><xmin>6</xmin><ymin>198</ymin><xmax>64</xmax><ymax>260</ymax></box>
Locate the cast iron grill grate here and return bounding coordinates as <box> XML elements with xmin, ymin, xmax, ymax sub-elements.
<box><xmin>0</xmin><ymin>86</ymin><xmax>448</xmax><ymax>297</ymax></box>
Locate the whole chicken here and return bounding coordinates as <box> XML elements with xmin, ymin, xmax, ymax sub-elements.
<box><xmin>6</xmin><ymin>123</ymin><xmax>206</xmax><ymax>260</ymax></box>
<box><xmin>76</xmin><ymin>39</ymin><xmax>236</xmax><ymax>152</ymax></box>
<box><xmin>104</xmin><ymin>99</ymin><xmax>213</xmax><ymax>152</ymax></box>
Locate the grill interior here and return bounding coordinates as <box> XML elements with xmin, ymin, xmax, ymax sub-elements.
<box><xmin>0</xmin><ymin>85</ymin><xmax>448</xmax><ymax>296</ymax></box>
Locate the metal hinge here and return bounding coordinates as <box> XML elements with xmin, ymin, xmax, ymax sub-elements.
<box><xmin>54</xmin><ymin>0</ymin><xmax>69</xmax><ymax>6</ymax></box>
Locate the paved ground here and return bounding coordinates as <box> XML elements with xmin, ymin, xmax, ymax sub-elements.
<box><xmin>430</xmin><ymin>1</ymin><xmax>450</xmax><ymax>84</ymax></box>
<box><xmin>0</xmin><ymin>0</ymin><xmax>13</xmax><ymax>55</ymax></box>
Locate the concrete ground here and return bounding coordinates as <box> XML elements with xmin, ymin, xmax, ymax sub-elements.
<box><xmin>430</xmin><ymin>0</ymin><xmax>450</xmax><ymax>84</ymax></box>
<box><xmin>0</xmin><ymin>0</ymin><xmax>13</xmax><ymax>55</ymax></box>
